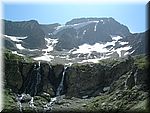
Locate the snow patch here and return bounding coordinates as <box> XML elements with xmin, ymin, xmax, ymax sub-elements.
<box><xmin>12</xmin><ymin>51</ymin><xmax>24</xmax><ymax>56</ymax></box>
<box><xmin>105</xmin><ymin>41</ymin><xmax>116</xmax><ymax>47</ymax></box>
<box><xmin>42</xmin><ymin>38</ymin><xmax>58</xmax><ymax>52</ymax></box>
<box><xmin>72</xmin><ymin>21</ymin><xmax>99</xmax><ymax>30</ymax></box>
<box><xmin>119</xmin><ymin>41</ymin><xmax>129</xmax><ymax>45</ymax></box>
<box><xmin>34</xmin><ymin>38</ymin><xmax>58</xmax><ymax>61</ymax></box>
<box><xmin>72</xmin><ymin>43</ymin><xmax>109</xmax><ymax>54</ymax></box>
<box><xmin>70</xmin><ymin>35</ymin><xmax>132</xmax><ymax>61</ymax></box>
<box><xmin>28</xmin><ymin>49</ymin><xmax>39</xmax><ymax>51</ymax></box>
<box><xmin>111</xmin><ymin>35</ymin><xmax>123</xmax><ymax>41</ymax></box>
<box><xmin>4</xmin><ymin>35</ymin><xmax>27</xmax><ymax>42</ymax></box>
<box><xmin>114</xmin><ymin>46</ymin><xmax>132</xmax><ymax>57</ymax></box>
<box><xmin>78</xmin><ymin>56</ymin><xmax>110</xmax><ymax>63</ymax></box>
<box><xmin>53</xmin><ymin>21</ymin><xmax>99</xmax><ymax>34</ymax></box>
<box><xmin>33</xmin><ymin>55</ymin><xmax>54</xmax><ymax>62</ymax></box>
<box><xmin>94</xmin><ymin>21</ymin><xmax>99</xmax><ymax>31</ymax></box>
<box><xmin>83</xmin><ymin>30</ymin><xmax>86</xmax><ymax>35</ymax></box>
<box><xmin>16</xmin><ymin>44</ymin><xmax>25</xmax><ymax>50</ymax></box>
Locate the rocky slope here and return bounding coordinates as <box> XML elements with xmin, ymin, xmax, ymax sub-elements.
<box><xmin>2</xmin><ymin>51</ymin><xmax>149</xmax><ymax>112</ymax></box>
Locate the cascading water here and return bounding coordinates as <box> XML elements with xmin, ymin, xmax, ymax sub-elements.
<box><xmin>29</xmin><ymin>97</ymin><xmax>37</xmax><ymax>111</ymax></box>
<box><xmin>34</xmin><ymin>61</ymin><xmax>41</xmax><ymax>96</ymax></box>
<box><xmin>125</xmin><ymin>73</ymin><xmax>131</xmax><ymax>89</ymax></box>
<box><xmin>28</xmin><ymin>61</ymin><xmax>41</xmax><ymax>111</ymax></box>
<box><xmin>56</xmin><ymin>66</ymin><xmax>68</xmax><ymax>96</ymax></box>
<box><xmin>125</xmin><ymin>68</ymin><xmax>137</xmax><ymax>89</ymax></box>
<box><xmin>16</xmin><ymin>61</ymin><xmax>41</xmax><ymax>112</ymax></box>
<box><xmin>16</xmin><ymin>62</ymin><xmax>68</xmax><ymax>112</ymax></box>
<box><xmin>134</xmin><ymin>69</ymin><xmax>138</xmax><ymax>86</ymax></box>
<box><xmin>44</xmin><ymin>66</ymin><xmax>68</xmax><ymax>111</ymax></box>
<box><xmin>16</xmin><ymin>94</ymin><xmax>24</xmax><ymax>112</ymax></box>
<box><xmin>21</xmin><ymin>61</ymin><xmax>42</xmax><ymax>96</ymax></box>
<box><xmin>43</xmin><ymin>97</ymin><xmax>57</xmax><ymax>111</ymax></box>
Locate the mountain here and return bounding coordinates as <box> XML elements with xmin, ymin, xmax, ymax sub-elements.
<box><xmin>4</xmin><ymin>20</ymin><xmax>46</xmax><ymax>49</ymax></box>
<box><xmin>3</xmin><ymin>17</ymin><xmax>146</xmax><ymax>64</ymax></box>
<box><xmin>51</xmin><ymin>17</ymin><xmax>131</xmax><ymax>50</ymax></box>
<box><xmin>3</xmin><ymin>17</ymin><xmax>148</xmax><ymax>112</ymax></box>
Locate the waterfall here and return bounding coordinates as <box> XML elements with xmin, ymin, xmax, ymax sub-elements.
<box><xmin>33</xmin><ymin>61</ymin><xmax>41</xmax><ymax>96</ymax></box>
<box><xmin>134</xmin><ymin>69</ymin><xmax>138</xmax><ymax>86</ymax></box>
<box><xmin>15</xmin><ymin>61</ymin><xmax>42</xmax><ymax>112</ymax></box>
<box><xmin>20</xmin><ymin>61</ymin><xmax>42</xmax><ymax>98</ymax></box>
<box><xmin>43</xmin><ymin>66</ymin><xmax>68</xmax><ymax>112</ymax></box>
<box><xmin>56</xmin><ymin>66</ymin><xmax>68</xmax><ymax>96</ymax></box>
<box><xmin>16</xmin><ymin>94</ymin><xmax>24</xmax><ymax>112</ymax></box>
<box><xmin>29</xmin><ymin>97</ymin><xmax>36</xmax><ymax>111</ymax></box>
<box><xmin>125</xmin><ymin>74</ymin><xmax>130</xmax><ymax>89</ymax></box>
<box><xmin>38</xmin><ymin>61</ymin><xmax>41</xmax><ymax>67</ymax></box>
<box><xmin>43</xmin><ymin>97</ymin><xmax>57</xmax><ymax>111</ymax></box>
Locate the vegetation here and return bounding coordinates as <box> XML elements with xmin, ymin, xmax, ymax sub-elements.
<box><xmin>4</xmin><ymin>48</ymin><xmax>33</xmax><ymax>62</ymax></box>
<box><xmin>3</xmin><ymin>88</ymin><xmax>18</xmax><ymax>112</ymax></box>
<box><xmin>133</xmin><ymin>54</ymin><xmax>148</xmax><ymax>70</ymax></box>
<box><xmin>86</xmin><ymin>88</ymin><xmax>149</xmax><ymax>112</ymax></box>
<box><xmin>98</xmin><ymin>58</ymin><xmax>121</xmax><ymax>66</ymax></box>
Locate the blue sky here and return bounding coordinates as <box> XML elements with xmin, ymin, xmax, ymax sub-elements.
<box><xmin>3</xmin><ymin>3</ymin><xmax>146</xmax><ymax>33</ymax></box>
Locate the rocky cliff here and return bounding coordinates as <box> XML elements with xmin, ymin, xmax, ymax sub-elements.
<box><xmin>3</xmin><ymin>54</ymin><xmax>149</xmax><ymax>112</ymax></box>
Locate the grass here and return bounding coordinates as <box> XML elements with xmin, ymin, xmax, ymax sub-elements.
<box><xmin>134</xmin><ymin>54</ymin><xmax>148</xmax><ymax>70</ymax></box>
<box><xmin>3</xmin><ymin>88</ymin><xmax>18</xmax><ymax>112</ymax></box>
<box><xmin>4</xmin><ymin>48</ymin><xmax>33</xmax><ymax>63</ymax></box>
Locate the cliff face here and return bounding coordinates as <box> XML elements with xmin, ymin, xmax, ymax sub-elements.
<box><xmin>4</xmin><ymin>56</ymin><xmax>148</xmax><ymax>98</ymax></box>
<box><xmin>3</xmin><ymin>55</ymin><xmax>149</xmax><ymax>112</ymax></box>
<box><xmin>4</xmin><ymin>60</ymin><xmax>65</xmax><ymax>97</ymax></box>
<box><xmin>65</xmin><ymin>57</ymin><xmax>148</xmax><ymax>98</ymax></box>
